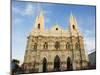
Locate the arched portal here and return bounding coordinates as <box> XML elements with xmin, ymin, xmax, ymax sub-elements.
<box><xmin>42</xmin><ymin>57</ymin><xmax>47</xmax><ymax>72</ymax></box>
<box><xmin>67</xmin><ymin>57</ymin><xmax>73</xmax><ymax>71</ymax></box>
<box><xmin>54</xmin><ymin>55</ymin><xmax>60</xmax><ymax>71</ymax></box>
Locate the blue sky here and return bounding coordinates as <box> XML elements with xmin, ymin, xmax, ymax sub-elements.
<box><xmin>12</xmin><ymin>1</ymin><xmax>96</xmax><ymax>63</ymax></box>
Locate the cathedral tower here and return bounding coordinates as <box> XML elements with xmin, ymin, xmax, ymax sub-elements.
<box><xmin>69</xmin><ymin>13</ymin><xmax>89</xmax><ymax>70</ymax></box>
<box><xmin>34</xmin><ymin>10</ymin><xmax>44</xmax><ymax>30</ymax></box>
<box><xmin>69</xmin><ymin>13</ymin><xmax>80</xmax><ymax>36</ymax></box>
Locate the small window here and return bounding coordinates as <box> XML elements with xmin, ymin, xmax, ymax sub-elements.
<box><xmin>56</xmin><ymin>28</ymin><xmax>58</xmax><ymax>30</ymax></box>
<box><xmin>44</xmin><ymin>42</ymin><xmax>48</xmax><ymax>49</ymax></box>
<box><xmin>72</xmin><ymin>25</ymin><xmax>75</xmax><ymax>30</ymax></box>
<box><xmin>55</xmin><ymin>41</ymin><xmax>60</xmax><ymax>49</ymax></box>
<box><xmin>75</xmin><ymin>43</ymin><xmax>79</xmax><ymax>49</ymax></box>
<box><xmin>34</xmin><ymin>43</ymin><xmax>37</xmax><ymax>50</ymax></box>
<box><xmin>38</xmin><ymin>23</ymin><xmax>40</xmax><ymax>29</ymax></box>
<box><xmin>66</xmin><ymin>42</ymin><xmax>70</xmax><ymax>49</ymax></box>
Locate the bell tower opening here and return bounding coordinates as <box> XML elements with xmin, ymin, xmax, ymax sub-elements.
<box><xmin>56</xmin><ymin>28</ymin><xmax>58</xmax><ymax>30</ymax></box>
<box><xmin>72</xmin><ymin>25</ymin><xmax>75</xmax><ymax>30</ymax></box>
<box><xmin>38</xmin><ymin>23</ymin><xmax>40</xmax><ymax>29</ymax></box>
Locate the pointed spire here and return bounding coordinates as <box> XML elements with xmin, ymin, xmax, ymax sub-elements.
<box><xmin>69</xmin><ymin>12</ymin><xmax>78</xmax><ymax>27</ymax></box>
<box><xmin>34</xmin><ymin>6</ymin><xmax>44</xmax><ymax>30</ymax></box>
<box><xmin>70</xmin><ymin>12</ymin><xmax>75</xmax><ymax>24</ymax></box>
<box><xmin>36</xmin><ymin>3</ymin><xmax>44</xmax><ymax>18</ymax></box>
<box><xmin>69</xmin><ymin>12</ymin><xmax>81</xmax><ymax>36</ymax></box>
<box><xmin>70</xmin><ymin>11</ymin><xmax>73</xmax><ymax>19</ymax></box>
<box><xmin>39</xmin><ymin>9</ymin><xmax>44</xmax><ymax>18</ymax></box>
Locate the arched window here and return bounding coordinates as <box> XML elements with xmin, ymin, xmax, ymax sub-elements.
<box><xmin>34</xmin><ymin>43</ymin><xmax>37</xmax><ymax>50</ymax></box>
<box><xmin>75</xmin><ymin>42</ymin><xmax>79</xmax><ymax>49</ymax></box>
<box><xmin>43</xmin><ymin>42</ymin><xmax>48</xmax><ymax>49</ymax></box>
<box><xmin>38</xmin><ymin>23</ymin><xmax>40</xmax><ymax>29</ymax></box>
<box><xmin>72</xmin><ymin>25</ymin><xmax>75</xmax><ymax>30</ymax></box>
<box><xmin>55</xmin><ymin>41</ymin><xmax>60</xmax><ymax>49</ymax></box>
<box><xmin>66</xmin><ymin>42</ymin><xmax>70</xmax><ymax>49</ymax></box>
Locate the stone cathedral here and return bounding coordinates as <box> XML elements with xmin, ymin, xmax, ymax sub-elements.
<box><xmin>22</xmin><ymin>10</ymin><xmax>89</xmax><ymax>73</ymax></box>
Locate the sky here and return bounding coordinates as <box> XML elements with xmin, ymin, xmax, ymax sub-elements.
<box><xmin>12</xmin><ymin>0</ymin><xmax>96</xmax><ymax>63</ymax></box>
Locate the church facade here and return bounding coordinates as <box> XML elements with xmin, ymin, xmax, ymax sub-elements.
<box><xmin>22</xmin><ymin>11</ymin><xmax>89</xmax><ymax>73</ymax></box>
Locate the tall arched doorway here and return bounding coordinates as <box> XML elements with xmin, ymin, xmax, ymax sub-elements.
<box><xmin>54</xmin><ymin>55</ymin><xmax>60</xmax><ymax>71</ymax></box>
<box><xmin>67</xmin><ymin>57</ymin><xmax>73</xmax><ymax>71</ymax></box>
<box><xmin>42</xmin><ymin>57</ymin><xmax>47</xmax><ymax>72</ymax></box>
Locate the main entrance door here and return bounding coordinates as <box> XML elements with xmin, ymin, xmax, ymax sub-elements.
<box><xmin>67</xmin><ymin>57</ymin><xmax>73</xmax><ymax>71</ymax></box>
<box><xmin>54</xmin><ymin>55</ymin><xmax>60</xmax><ymax>71</ymax></box>
<box><xmin>43</xmin><ymin>58</ymin><xmax>47</xmax><ymax>72</ymax></box>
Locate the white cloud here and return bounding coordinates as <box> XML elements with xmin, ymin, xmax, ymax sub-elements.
<box><xmin>45</xmin><ymin>17</ymin><xmax>50</xmax><ymax>23</ymax></box>
<box><xmin>44</xmin><ymin>10</ymin><xmax>52</xmax><ymax>14</ymax></box>
<box><xmin>23</xmin><ymin>3</ymin><xmax>35</xmax><ymax>16</ymax></box>
<box><xmin>84</xmin><ymin>30</ymin><xmax>92</xmax><ymax>36</ymax></box>
<box><xmin>79</xmin><ymin>26</ymin><xmax>95</xmax><ymax>54</ymax></box>
<box><xmin>79</xmin><ymin>28</ymin><xmax>95</xmax><ymax>54</ymax></box>
<box><xmin>12</xmin><ymin>6</ymin><xmax>23</xmax><ymax>15</ymax></box>
<box><xmin>83</xmin><ymin>30</ymin><xmax>95</xmax><ymax>38</ymax></box>
<box><xmin>44</xmin><ymin>10</ymin><xmax>52</xmax><ymax>24</ymax></box>
<box><xmin>13</xmin><ymin>3</ymin><xmax>35</xmax><ymax>16</ymax></box>
<box><xmin>13</xmin><ymin>18</ymin><xmax>22</xmax><ymax>24</ymax></box>
<box><xmin>84</xmin><ymin>36</ymin><xmax>95</xmax><ymax>54</ymax></box>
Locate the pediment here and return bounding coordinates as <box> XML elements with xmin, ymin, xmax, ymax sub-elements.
<box><xmin>50</xmin><ymin>24</ymin><xmax>63</xmax><ymax>32</ymax></box>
